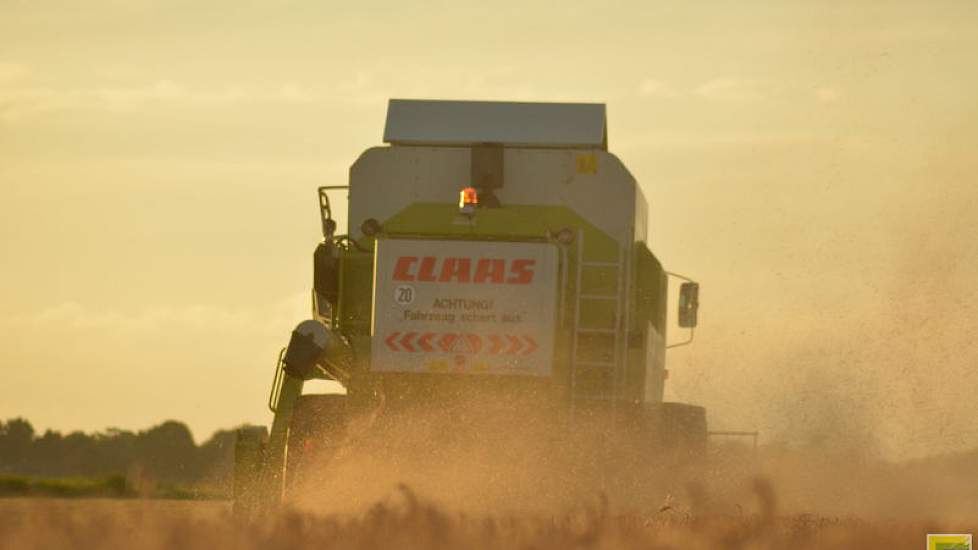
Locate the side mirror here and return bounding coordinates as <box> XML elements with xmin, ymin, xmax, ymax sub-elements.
<box><xmin>678</xmin><ymin>282</ymin><xmax>699</xmax><ymax>328</ymax></box>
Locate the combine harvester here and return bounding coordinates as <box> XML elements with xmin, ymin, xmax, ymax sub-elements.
<box><xmin>235</xmin><ymin>99</ymin><xmax>706</xmax><ymax>516</ymax></box>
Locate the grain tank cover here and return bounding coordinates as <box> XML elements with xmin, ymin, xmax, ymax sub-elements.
<box><xmin>383</xmin><ymin>99</ymin><xmax>607</xmax><ymax>149</ymax></box>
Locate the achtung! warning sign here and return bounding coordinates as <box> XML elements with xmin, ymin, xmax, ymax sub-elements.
<box><xmin>371</xmin><ymin>238</ymin><xmax>558</xmax><ymax>376</ymax></box>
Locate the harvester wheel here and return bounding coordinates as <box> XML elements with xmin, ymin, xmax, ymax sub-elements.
<box><xmin>285</xmin><ymin>393</ymin><xmax>347</xmax><ymax>494</ymax></box>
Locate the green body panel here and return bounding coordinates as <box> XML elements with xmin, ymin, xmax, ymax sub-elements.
<box><xmin>330</xmin><ymin>201</ymin><xmax>666</xmax><ymax>403</ymax></box>
<box><xmin>632</xmin><ymin>244</ymin><xmax>669</xmax><ymax>402</ymax></box>
<box><xmin>383</xmin><ymin>203</ymin><xmax>618</xmax><ymax>261</ymax></box>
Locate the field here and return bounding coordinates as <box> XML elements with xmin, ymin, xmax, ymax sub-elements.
<box><xmin>3</xmin><ymin>402</ymin><xmax>976</xmax><ymax>549</ymax></box>
<box><xmin>2</xmin><ymin>443</ymin><xmax>975</xmax><ymax>550</ymax></box>
<box><xmin>0</xmin><ymin>490</ymin><xmax>972</xmax><ymax>550</ymax></box>
<box><xmin>4</xmin><ymin>404</ymin><xmax>975</xmax><ymax>550</ymax></box>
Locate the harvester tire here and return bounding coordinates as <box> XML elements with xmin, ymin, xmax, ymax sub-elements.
<box><xmin>285</xmin><ymin>393</ymin><xmax>347</xmax><ymax>493</ymax></box>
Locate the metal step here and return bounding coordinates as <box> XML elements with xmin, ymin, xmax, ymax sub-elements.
<box><xmin>573</xmin><ymin>360</ymin><xmax>616</xmax><ymax>368</ymax></box>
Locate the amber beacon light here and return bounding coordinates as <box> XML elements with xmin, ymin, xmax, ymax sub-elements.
<box><xmin>459</xmin><ymin>186</ymin><xmax>478</xmax><ymax>215</ymax></box>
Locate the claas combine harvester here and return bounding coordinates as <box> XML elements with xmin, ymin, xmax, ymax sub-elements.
<box><xmin>234</xmin><ymin>99</ymin><xmax>706</xmax><ymax>516</ymax></box>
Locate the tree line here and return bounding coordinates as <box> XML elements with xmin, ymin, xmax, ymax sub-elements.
<box><xmin>0</xmin><ymin>417</ymin><xmax>241</xmax><ymax>488</ymax></box>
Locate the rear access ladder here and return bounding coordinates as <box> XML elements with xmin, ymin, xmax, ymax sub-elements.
<box><xmin>569</xmin><ymin>231</ymin><xmax>630</xmax><ymax>408</ymax></box>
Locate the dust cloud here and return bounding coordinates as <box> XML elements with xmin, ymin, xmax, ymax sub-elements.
<box><xmin>668</xmin><ymin>170</ymin><xmax>978</xmax><ymax>463</ymax></box>
<box><xmin>280</xmin><ymin>389</ymin><xmax>977</xmax><ymax>524</ymax></box>
<box><xmin>288</xmin><ymin>394</ymin><xmax>672</xmax><ymax>517</ymax></box>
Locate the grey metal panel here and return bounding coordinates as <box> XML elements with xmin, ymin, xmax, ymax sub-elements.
<box><xmin>383</xmin><ymin>99</ymin><xmax>607</xmax><ymax>149</ymax></box>
<box><xmin>349</xmin><ymin>146</ymin><xmax>635</xmax><ymax>245</ymax></box>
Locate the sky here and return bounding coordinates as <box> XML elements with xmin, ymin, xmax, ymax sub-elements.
<box><xmin>1</xmin><ymin>0</ymin><xmax>976</xmax><ymax>459</ymax></box>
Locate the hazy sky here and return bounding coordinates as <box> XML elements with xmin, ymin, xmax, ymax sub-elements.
<box><xmin>2</xmin><ymin>0</ymin><xmax>976</xmax><ymax>458</ymax></box>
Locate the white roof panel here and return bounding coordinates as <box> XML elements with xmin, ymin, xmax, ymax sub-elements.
<box><xmin>383</xmin><ymin>99</ymin><xmax>607</xmax><ymax>149</ymax></box>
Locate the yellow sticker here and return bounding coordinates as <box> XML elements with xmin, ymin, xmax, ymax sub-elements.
<box><xmin>575</xmin><ymin>153</ymin><xmax>597</xmax><ymax>174</ymax></box>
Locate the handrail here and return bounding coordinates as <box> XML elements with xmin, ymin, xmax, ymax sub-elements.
<box><xmin>318</xmin><ymin>186</ymin><xmax>349</xmax><ymax>239</ymax></box>
<box><xmin>267</xmin><ymin>347</ymin><xmax>286</xmax><ymax>412</ymax></box>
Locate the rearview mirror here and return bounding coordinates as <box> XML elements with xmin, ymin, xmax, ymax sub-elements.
<box><xmin>678</xmin><ymin>282</ymin><xmax>699</xmax><ymax>328</ymax></box>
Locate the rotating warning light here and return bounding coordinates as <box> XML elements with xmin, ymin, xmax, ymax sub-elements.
<box><xmin>459</xmin><ymin>186</ymin><xmax>478</xmax><ymax>215</ymax></box>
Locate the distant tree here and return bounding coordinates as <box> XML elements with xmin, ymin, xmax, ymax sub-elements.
<box><xmin>0</xmin><ymin>418</ymin><xmax>35</xmax><ymax>471</ymax></box>
<box><xmin>196</xmin><ymin>428</ymin><xmax>238</xmax><ymax>488</ymax></box>
<box><xmin>31</xmin><ymin>429</ymin><xmax>66</xmax><ymax>476</ymax></box>
<box><xmin>0</xmin><ymin>417</ymin><xmax>239</xmax><ymax>492</ymax></box>
<box><xmin>133</xmin><ymin>420</ymin><xmax>197</xmax><ymax>484</ymax></box>
<box><xmin>93</xmin><ymin>428</ymin><xmax>136</xmax><ymax>477</ymax></box>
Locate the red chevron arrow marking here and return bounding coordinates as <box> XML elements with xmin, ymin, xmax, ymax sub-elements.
<box><xmin>489</xmin><ymin>335</ymin><xmax>505</xmax><ymax>355</ymax></box>
<box><xmin>385</xmin><ymin>332</ymin><xmax>401</xmax><ymax>351</ymax></box>
<box><xmin>505</xmin><ymin>335</ymin><xmax>523</xmax><ymax>355</ymax></box>
<box><xmin>399</xmin><ymin>332</ymin><xmax>417</xmax><ymax>352</ymax></box>
<box><xmin>465</xmin><ymin>334</ymin><xmax>482</xmax><ymax>354</ymax></box>
<box><xmin>438</xmin><ymin>333</ymin><xmax>457</xmax><ymax>353</ymax></box>
<box><xmin>418</xmin><ymin>332</ymin><xmax>436</xmax><ymax>352</ymax></box>
<box><xmin>523</xmin><ymin>335</ymin><xmax>539</xmax><ymax>355</ymax></box>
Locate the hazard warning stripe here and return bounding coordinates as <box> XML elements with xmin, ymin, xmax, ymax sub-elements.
<box><xmin>385</xmin><ymin>332</ymin><xmax>401</xmax><ymax>351</ymax></box>
<box><xmin>489</xmin><ymin>335</ymin><xmax>505</xmax><ymax>354</ymax></box>
<box><xmin>505</xmin><ymin>335</ymin><xmax>522</xmax><ymax>354</ymax></box>
<box><xmin>417</xmin><ymin>332</ymin><xmax>436</xmax><ymax>352</ymax></box>
<box><xmin>383</xmin><ymin>333</ymin><xmax>539</xmax><ymax>355</ymax></box>
<box><xmin>438</xmin><ymin>333</ymin><xmax>457</xmax><ymax>353</ymax></box>
<box><xmin>465</xmin><ymin>333</ymin><xmax>482</xmax><ymax>354</ymax></box>
<box><xmin>399</xmin><ymin>332</ymin><xmax>417</xmax><ymax>352</ymax></box>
